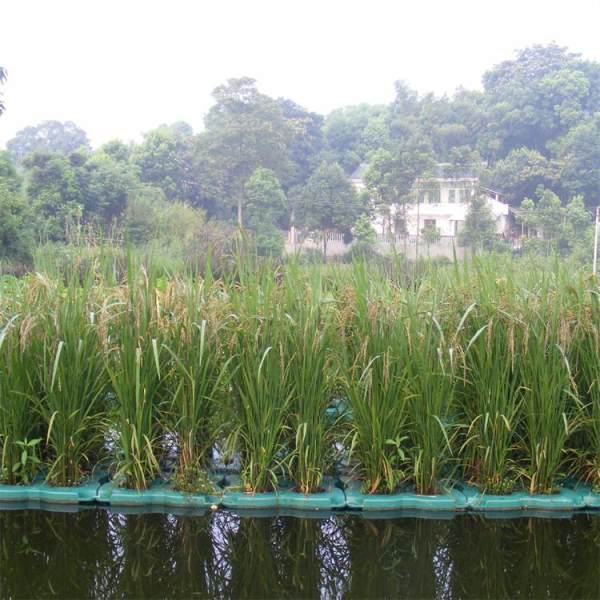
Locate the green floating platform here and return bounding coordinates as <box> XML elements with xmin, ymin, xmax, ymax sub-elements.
<box><xmin>456</xmin><ymin>484</ymin><xmax>587</xmax><ymax>511</ymax></box>
<box><xmin>97</xmin><ymin>478</ymin><xmax>221</xmax><ymax>509</ymax></box>
<box><xmin>0</xmin><ymin>473</ymin><xmax>101</xmax><ymax>505</ymax></box>
<box><xmin>344</xmin><ymin>479</ymin><xmax>465</xmax><ymax>511</ymax></box>
<box><xmin>221</xmin><ymin>475</ymin><xmax>346</xmax><ymax>511</ymax></box>
<box><xmin>2</xmin><ymin>475</ymin><xmax>600</xmax><ymax>513</ymax></box>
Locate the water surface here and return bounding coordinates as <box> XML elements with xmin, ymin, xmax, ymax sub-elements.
<box><xmin>1</xmin><ymin>507</ymin><xmax>599</xmax><ymax>598</ymax></box>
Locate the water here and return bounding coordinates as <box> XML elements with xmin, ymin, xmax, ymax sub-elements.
<box><xmin>1</xmin><ymin>508</ymin><xmax>599</xmax><ymax>599</ymax></box>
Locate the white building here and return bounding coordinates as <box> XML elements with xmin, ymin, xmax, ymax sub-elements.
<box><xmin>351</xmin><ymin>163</ymin><xmax>510</xmax><ymax>240</ymax></box>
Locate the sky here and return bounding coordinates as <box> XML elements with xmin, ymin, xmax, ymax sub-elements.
<box><xmin>2</xmin><ymin>0</ymin><xmax>600</xmax><ymax>148</ymax></box>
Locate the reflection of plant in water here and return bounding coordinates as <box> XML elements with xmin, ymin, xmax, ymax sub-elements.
<box><xmin>513</xmin><ymin>517</ymin><xmax>575</xmax><ymax>598</ymax></box>
<box><xmin>342</xmin><ymin>516</ymin><xmax>451</xmax><ymax>598</ymax></box>
<box><xmin>226</xmin><ymin>516</ymin><xmax>286</xmax><ymax>598</ymax></box>
<box><xmin>447</xmin><ymin>515</ymin><xmax>514</xmax><ymax>598</ymax></box>
<box><xmin>275</xmin><ymin>517</ymin><xmax>324</xmax><ymax>598</ymax></box>
<box><xmin>0</xmin><ymin>509</ymin><xmax>115</xmax><ymax>598</ymax></box>
<box><xmin>571</xmin><ymin>515</ymin><xmax>600</xmax><ymax>599</ymax></box>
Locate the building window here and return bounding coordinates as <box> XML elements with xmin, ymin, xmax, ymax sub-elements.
<box><xmin>448</xmin><ymin>189</ymin><xmax>456</xmax><ymax>203</ymax></box>
<box><xmin>424</xmin><ymin>219</ymin><xmax>436</xmax><ymax>228</ymax></box>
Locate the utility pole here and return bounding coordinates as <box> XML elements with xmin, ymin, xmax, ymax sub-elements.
<box><xmin>594</xmin><ymin>206</ymin><xmax>600</xmax><ymax>276</ymax></box>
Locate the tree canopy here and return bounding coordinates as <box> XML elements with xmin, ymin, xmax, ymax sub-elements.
<box><xmin>2</xmin><ymin>43</ymin><xmax>600</xmax><ymax>263</ymax></box>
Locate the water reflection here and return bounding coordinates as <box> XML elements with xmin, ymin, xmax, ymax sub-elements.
<box><xmin>0</xmin><ymin>508</ymin><xmax>599</xmax><ymax>598</ymax></box>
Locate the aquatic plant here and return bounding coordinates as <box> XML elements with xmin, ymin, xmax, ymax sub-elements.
<box><xmin>0</xmin><ymin>315</ymin><xmax>43</xmax><ymax>484</ymax></box>
<box><xmin>460</xmin><ymin>316</ymin><xmax>522</xmax><ymax>493</ymax></box>
<box><xmin>164</xmin><ymin>281</ymin><xmax>233</xmax><ymax>489</ymax></box>
<box><xmin>36</xmin><ymin>287</ymin><xmax>108</xmax><ymax>486</ymax></box>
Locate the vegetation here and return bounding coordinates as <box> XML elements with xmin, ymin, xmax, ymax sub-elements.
<box><xmin>1</xmin><ymin>252</ymin><xmax>600</xmax><ymax>496</ymax></box>
<box><xmin>1</xmin><ymin>44</ymin><xmax>600</xmax><ymax>267</ymax></box>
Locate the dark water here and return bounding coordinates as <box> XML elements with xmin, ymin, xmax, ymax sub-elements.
<box><xmin>1</xmin><ymin>508</ymin><xmax>600</xmax><ymax>599</ymax></box>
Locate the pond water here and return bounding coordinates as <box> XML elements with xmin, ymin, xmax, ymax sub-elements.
<box><xmin>0</xmin><ymin>508</ymin><xmax>599</xmax><ymax>598</ymax></box>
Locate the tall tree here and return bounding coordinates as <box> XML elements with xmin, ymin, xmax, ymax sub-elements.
<box><xmin>200</xmin><ymin>78</ymin><xmax>293</xmax><ymax>226</ymax></box>
<box><xmin>552</xmin><ymin>114</ymin><xmax>600</xmax><ymax>204</ymax></box>
<box><xmin>0</xmin><ymin>66</ymin><xmax>6</xmax><ymax>116</ymax></box>
<box><xmin>482</xmin><ymin>44</ymin><xmax>600</xmax><ymax>155</ymax></box>
<box><xmin>0</xmin><ymin>151</ymin><xmax>21</xmax><ymax>193</ymax></box>
<box><xmin>277</xmin><ymin>98</ymin><xmax>324</xmax><ymax>185</ymax></box>
<box><xmin>131</xmin><ymin>124</ymin><xmax>195</xmax><ymax>202</ymax></box>
<box><xmin>22</xmin><ymin>151</ymin><xmax>87</xmax><ymax>241</ymax></box>
<box><xmin>294</xmin><ymin>162</ymin><xmax>364</xmax><ymax>257</ymax></box>
<box><xmin>459</xmin><ymin>193</ymin><xmax>497</xmax><ymax>253</ymax></box>
<box><xmin>244</xmin><ymin>167</ymin><xmax>287</xmax><ymax>255</ymax></box>
<box><xmin>7</xmin><ymin>121</ymin><xmax>90</xmax><ymax>164</ymax></box>
<box><xmin>486</xmin><ymin>147</ymin><xmax>556</xmax><ymax>205</ymax></box>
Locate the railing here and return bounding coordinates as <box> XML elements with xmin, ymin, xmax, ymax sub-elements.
<box><xmin>376</xmin><ymin>234</ymin><xmax>460</xmax><ymax>246</ymax></box>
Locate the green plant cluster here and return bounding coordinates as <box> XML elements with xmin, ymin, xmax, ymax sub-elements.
<box><xmin>2</xmin><ymin>253</ymin><xmax>600</xmax><ymax>496</ymax></box>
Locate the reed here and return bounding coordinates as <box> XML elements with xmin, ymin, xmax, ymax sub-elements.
<box><xmin>163</xmin><ymin>280</ymin><xmax>233</xmax><ymax>490</ymax></box>
<box><xmin>0</xmin><ymin>317</ymin><xmax>41</xmax><ymax>484</ymax></box>
<box><xmin>460</xmin><ymin>315</ymin><xmax>522</xmax><ymax>493</ymax></box>
<box><xmin>36</xmin><ymin>285</ymin><xmax>108</xmax><ymax>485</ymax></box>
<box><xmin>1</xmin><ymin>251</ymin><xmax>599</xmax><ymax>496</ymax></box>
<box><xmin>106</xmin><ymin>266</ymin><xmax>168</xmax><ymax>490</ymax></box>
<box><xmin>518</xmin><ymin>318</ymin><xmax>579</xmax><ymax>494</ymax></box>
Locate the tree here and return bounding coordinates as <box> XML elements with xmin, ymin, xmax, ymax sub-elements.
<box><xmin>294</xmin><ymin>162</ymin><xmax>364</xmax><ymax>257</ymax></box>
<box><xmin>200</xmin><ymin>78</ymin><xmax>293</xmax><ymax>226</ymax></box>
<box><xmin>101</xmin><ymin>139</ymin><xmax>132</xmax><ymax>164</ymax></box>
<box><xmin>0</xmin><ymin>185</ymin><xmax>33</xmax><ymax>261</ymax></box>
<box><xmin>517</xmin><ymin>189</ymin><xmax>592</xmax><ymax>255</ymax></box>
<box><xmin>130</xmin><ymin>124</ymin><xmax>195</xmax><ymax>202</ymax></box>
<box><xmin>84</xmin><ymin>151</ymin><xmax>135</xmax><ymax>222</ymax></box>
<box><xmin>486</xmin><ymin>147</ymin><xmax>556</xmax><ymax>205</ymax></box>
<box><xmin>0</xmin><ymin>151</ymin><xmax>21</xmax><ymax>193</ymax></box>
<box><xmin>244</xmin><ymin>167</ymin><xmax>287</xmax><ymax>255</ymax></box>
<box><xmin>552</xmin><ymin>114</ymin><xmax>600</xmax><ymax>204</ymax></box>
<box><xmin>352</xmin><ymin>213</ymin><xmax>377</xmax><ymax>255</ymax></box>
<box><xmin>323</xmin><ymin>104</ymin><xmax>388</xmax><ymax>172</ymax></box>
<box><xmin>0</xmin><ymin>66</ymin><xmax>6</xmax><ymax>116</ymax></box>
<box><xmin>277</xmin><ymin>98</ymin><xmax>324</xmax><ymax>185</ymax></box>
<box><xmin>482</xmin><ymin>44</ymin><xmax>600</xmax><ymax>155</ymax></box>
<box><xmin>22</xmin><ymin>151</ymin><xmax>86</xmax><ymax>241</ymax></box>
<box><xmin>459</xmin><ymin>193</ymin><xmax>497</xmax><ymax>253</ymax></box>
<box><xmin>7</xmin><ymin>121</ymin><xmax>90</xmax><ymax>164</ymax></box>
<box><xmin>123</xmin><ymin>186</ymin><xmax>205</xmax><ymax>245</ymax></box>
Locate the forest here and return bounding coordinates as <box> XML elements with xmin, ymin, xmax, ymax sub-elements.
<box><xmin>1</xmin><ymin>43</ymin><xmax>599</xmax><ymax>266</ymax></box>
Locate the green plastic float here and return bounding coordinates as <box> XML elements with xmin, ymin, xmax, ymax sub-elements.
<box><xmin>1</xmin><ymin>475</ymin><xmax>600</xmax><ymax>513</ymax></box>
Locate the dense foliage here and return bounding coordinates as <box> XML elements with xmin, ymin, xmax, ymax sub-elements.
<box><xmin>1</xmin><ymin>44</ymin><xmax>599</xmax><ymax>264</ymax></box>
<box><xmin>2</xmin><ymin>254</ymin><xmax>600</xmax><ymax>496</ymax></box>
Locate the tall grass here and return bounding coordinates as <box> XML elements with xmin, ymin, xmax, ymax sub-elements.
<box><xmin>36</xmin><ymin>289</ymin><xmax>108</xmax><ymax>485</ymax></box>
<box><xmin>460</xmin><ymin>316</ymin><xmax>522</xmax><ymax>493</ymax></box>
<box><xmin>518</xmin><ymin>317</ymin><xmax>579</xmax><ymax>494</ymax></box>
<box><xmin>572</xmin><ymin>289</ymin><xmax>600</xmax><ymax>488</ymax></box>
<box><xmin>405</xmin><ymin>301</ymin><xmax>461</xmax><ymax>495</ymax></box>
<box><xmin>163</xmin><ymin>280</ymin><xmax>233</xmax><ymax>488</ymax></box>
<box><xmin>283</xmin><ymin>267</ymin><xmax>338</xmax><ymax>494</ymax></box>
<box><xmin>226</xmin><ymin>265</ymin><xmax>292</xmax><ymax>492</ymax></box>
<box><xmin>1</xmin><ymin>251</ymin><xmax>600</xmax><ymax>495</ymax></box>
<box><xmin>0</xmin><ymin>317</ymin><xmax>40</xmax><ymax>483</ymax></box>
<box><xmin>106</xmin><ymin>268</ymin><xmax>168</xmax><ymax>490</ymax></box>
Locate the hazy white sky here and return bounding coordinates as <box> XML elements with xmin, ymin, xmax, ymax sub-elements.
<box><xmin>2</xmin><ymin>0</ymin><xmax>600</xmax><ymax>148</ymax></box>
